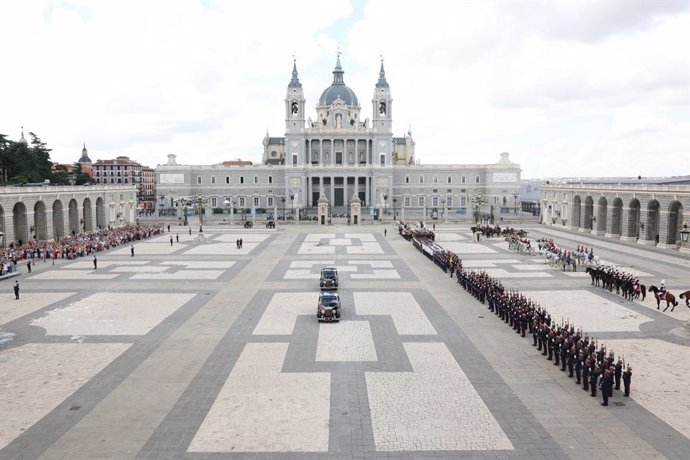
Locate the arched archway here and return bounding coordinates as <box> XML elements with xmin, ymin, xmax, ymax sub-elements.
<box><xmin>83</xmin><ymin>198</ymin><xmax>93</xmax><ymax>232</ymax></box>
<box><xmin>12</xmin><ymin>202</ymin><xmax>28</xmax><ymax>245</ymax></box>
<box><xmin>666</xmin><ymin>201</ymin><xmax>684</xmax><ymax>246</ymax></box>
<box><xmin>68</xmin><ymin>199</ymin><xmax>80</xmax><ymax>235</ymax></box>
<box><xmin>33</xmin><ymin>201</ymin><xmax>48</xmax><ymax>240</ymax></box>
<box><xmin>572</xmin><ymin>195</ymin><xmax>582</xmax><ymax>229</ymax></box>
<box><xmin>611</xmin><ymin>198</ymin><xmax>623</xmax><ymax>236</ymax></box>
<box><xmin>96</xmin><ymin>197</ymin><xmax>106</xmax><ymax>230</ymax></box>
<box><xmin>53</xmin><ymin>200</ymin><xmax>65</xmax><ymax>239</ymax></box>
<box><xmin>596</xmin><ymin>197</ymin><xmax>607</xmax><ymax>233</ymax></box>
<box><xmin>628</xmin><ymin>198</ymin><xmax>641</xmax><ymax>238</ymax></box>
<box><xmin>645</xmin><ymin>200</ymin><xmax>660</xmax><ymax>243</ymax></box>
<box><xmin>584</xmin><ymin>196</ymin><xmax>594</xmax><ymax>230</ymax></box>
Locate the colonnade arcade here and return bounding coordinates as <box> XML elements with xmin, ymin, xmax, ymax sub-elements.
<box><xmin>0</xmin><ymin>185</ymin><xmax>136</xmax><ymax>247</ymax></box>
<box><xmin>541</xmin><ymin>184</ymin><xmax>689</xmax><ymax>249</ymax></box>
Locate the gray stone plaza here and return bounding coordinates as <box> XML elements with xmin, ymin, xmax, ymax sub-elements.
<box><xmin>1</xmin><ymin>223</ymin><xmax>689</xmax><ymax>459</ymax></box>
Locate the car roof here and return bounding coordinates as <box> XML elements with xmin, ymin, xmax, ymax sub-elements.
<box><xmin>321</xmin><ymin>267</ymin><xmax>337</xmax><ymax>271</ymax></box>
<box><xmin>319</xmin><ymin>292</ymin><xmax>339</xmax><ymax>298</ymax></box>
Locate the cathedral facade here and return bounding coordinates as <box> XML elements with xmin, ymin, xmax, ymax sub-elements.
<box><xmin>156</xmin><ymin>57</ymin><xmax>522</xmax><ymax>221</ymax></box>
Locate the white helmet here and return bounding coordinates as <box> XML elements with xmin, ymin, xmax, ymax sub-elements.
<box><xmin>661</xmin><ymin>279</ymin><xmax>666</xmax><ymax>287</ymax></box>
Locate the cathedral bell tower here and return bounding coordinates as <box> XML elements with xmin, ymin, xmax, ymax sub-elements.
<box><xmin>372</xmin><ymin>57</ymin><xmax>393</xmax><ymax>165</ymax></box>
<box><xmin>285</xmin><ymin>58</ymin><xmax>306</xmax><ymax>165</ymax></box>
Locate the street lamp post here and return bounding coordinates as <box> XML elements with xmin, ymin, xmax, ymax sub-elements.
<box><xmin>393</xmin><ymin>197</ymin><xmax>398</xmax><ymax>221</ymax></box>
<box><xmin>513</xmin><ymin>191</ymin><xmax>519</xmax><ymax>214</ymax></box>
<box><xmin>442</xmin><ymin>198</ymin><xmax>447</xmax><ymax>223</ymax></box>
<box><xmin>471</xmin><ymin>193</ymin><xmax>486</xmax><ymax>225</ymax></box>
<box><xmin>280</xmin><ymin>196</ymin><xmax>286</xmax><ymax>222</ymax></box>
<box><xmin>680</xmin><ymin>221</ymin><xmax>689</xmax><ymax>247</ymax></box>
<box><xmin>289</xmin><ymin>192</ymin><xmax>295</xmax><ymax>221</ymax></box>
<box><xmin>383</xmin><ymin>192</ymin><xmax>388</xmax><ymax>219</ymax></box>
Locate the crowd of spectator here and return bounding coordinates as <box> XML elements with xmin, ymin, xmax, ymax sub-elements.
<box><xmin>0</xmin><ymin>224</ymin><xmax>163</xmax><ymax>275</ymax></box>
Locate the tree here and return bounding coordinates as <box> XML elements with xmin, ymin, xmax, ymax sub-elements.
<box><xmin>73</xmin><ymin>162</ymin><xmax>94</xmax><ymax>185</ymax></box>
<box><xmin>0</xmin><ymin>131</ymin><xmax>56</xmax><ymax>184</ymax></box>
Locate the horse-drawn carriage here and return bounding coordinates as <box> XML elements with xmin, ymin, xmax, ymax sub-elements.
<box><xmin>244</xmin><ymin>221</ymin><xmax>253</xmax><ymax>229</ymax></box>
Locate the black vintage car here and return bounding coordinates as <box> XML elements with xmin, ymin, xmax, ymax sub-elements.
<box><xmin>319</xmin><ymin>267</ymin><xmax>338</xmax><ymax>290</ymax></box>
<box><xmin>317</xmin><ymin>292</ymin><xmax>341</xmax><ymax>322</ymax></box>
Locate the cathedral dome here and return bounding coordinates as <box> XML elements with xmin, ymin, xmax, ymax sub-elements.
<box><xmin>318</xmin><ymin>55</ymin><xmax>359</xmax><ymax>106</ymax></box>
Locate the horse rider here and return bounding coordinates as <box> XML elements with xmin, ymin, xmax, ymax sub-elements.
<box><xmin>659</xmin><ymin>280</ymin><xmax>667</xmax><ymax>300</ymax></box>
<box><xmin>633</xmin><ymin>278</ymin><xmax>640</xmax><ymax>295</ymax></box>
<box><xmin>588</xmin><ymin>248</ymin><xmax>594</xmax><ymax>263</ymax></box>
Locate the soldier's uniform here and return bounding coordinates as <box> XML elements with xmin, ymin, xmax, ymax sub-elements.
<box><xmin>623</xmin><ymin>365</ymin><xmax>632</xmax><ymax>397</ymax></box>
<box><xmin>614</xmin><ymin>359</ymin><xmax>623</xmax><ymax>390</ymax></box>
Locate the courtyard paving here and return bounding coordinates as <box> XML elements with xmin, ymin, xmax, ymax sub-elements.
<box><xmin>0</xmin><ymin>222</ymin><xmax>688</xmax><ymax>459</ymax></box>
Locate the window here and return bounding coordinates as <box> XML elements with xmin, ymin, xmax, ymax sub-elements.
<box><xmin>380</xmin><ymin>154</ymin><xmax>385</xmax><ymax>165</ymax></box>
<box><xmin>240</xmin><ymin>176</ymin><xmax>245</xmax><ymax>184</ymax></box>
<box><xmin>460</xmin><ymin>196</ymin><xmax>467</xmax><ymax>206</ymax></box>
<box><xmin>461</xmin><ymin>176</ymin><xmax>466</xmax><ymax>184</ymax></box>
<box><xmin>268</xmin><ymin>176</ymin><xmax>273</xmax><ymax>184</ymax></box>
<box><xmin>418</xmin><ymin>196</ymin><xmax>425</xmax><ymax>207</ymax></box>
<box><xmin>432</xmin><ymin>196</ymin><xmax>439</xmax><ymax>207</ymax></box>
<box><xmin>405</xmin><ymin>176</ymin><xmax>410</xmax><ymax>184</ymax></box>
<box><xmin>253</xmin><ymin>176</ymin><xmax>258</xmax><ymax>184</ymax></box>
<box><xmin>197</xmin><ymin>176</ymin><xmax>202</xmax><ymax>184</ymax></box>
<box><xmin>211</xmin><ymin>176</ymin><xmax>216</xmax><ymax>184</ymax></box>
<box><xmin>293</xmin><ymin>155</ymin><xmax>297</xmax><ymax>165</ymax></box>
<box><xmin>239</xmin><ymin>197</ymin><xmax>246</xmax><ymax>207</ymax></box>
<box><xmin>433</xmin><ymin>175</ymin><xmax>438</xmax><ymax>184</ymax></box>
<box><xmin>225</xmin><ymin>176</ymin><xmax>230</xmax><ymax>184</ymax></box>
<box><xmin>211</xmin><ymin>197</ymin><xmax>217</xmax><ymax>207</ymax></box>
<box><xmin>447</xmin><ymin>176</ymin><xmax>452</xmax><ymax>184</ymax></box>
<box><xmin>253</xmin><ymin>197</ymin><xmax>260</xmax><ymax>207</ymax></box>
<box><xmin>267</xmin><ymin>197</ymin><xmax>274</xmax><ymax>207</ymax></box>
<box><xmin>447</xmin><ymin>197</ymin><xmax>453</xmax><ymax>207</ymax></box>
<box><xmin>404</xmin><ymin>196</ymin><xmax>411</xmax><ymax>207</ymax></box>
<box><xmin>475</xmin><ymin>175</ymin><xmax>480</xmax><ymax>184</ymax></box>
<box><xmin>419</xmin><ymin>176</ymin><xmax>424</xmax><ymax>184</ymax></box>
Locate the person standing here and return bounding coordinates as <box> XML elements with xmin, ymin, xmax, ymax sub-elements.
<box><xmin>93</xmin><ymin>255</ymin><xmax>97</xmax><ymax>269</ymax></box>
<box><xmin>188</xmin><ymin>227</ymin><xmax>191</xmax><ymax>236</ymax></box>
<box><xmin>14</xmin><ymin>280</ymin><xmax>20</xmax><ymax>299</ymax></box>
<box><xmin>590</xmin><ymin>365</ymin><xmax>599</xmax><ymax>397</ymax></box>
<box><xmin>614</xmin><ymin>358</ymin><xmax>623</xmax><ymax>390</ymax></box>
<box><xmin>601</xmin><ymin>368</ymin><xmax>612</xmax><ymax>406</ymax></box>
<box><xmin>623</xmin><ymin>365</ymin><xmax>632</xmax><ymax>397</ymax></box>
<box><xmin>170</xmin><ymin>235</ymin><xmax>174</xmax><ymax>246</ymax></box>
<box><xmin>176</xmin><ymin>234</ymin><xmax>179</xmax><ymax>243</ymax></box>
<box><xmin>384</xmin><ymin>228</ymin><xmax>387</xmax><ymax>237</ymax></box>
<box><xmin>27</xmin><ymin>260</ymin><xmax>32</xmax><ymax>273</ymax></box>
<box><xmin>130</xmin><ymin>244</ymin><xmax>135</xmax><ymax>257</ymax></box>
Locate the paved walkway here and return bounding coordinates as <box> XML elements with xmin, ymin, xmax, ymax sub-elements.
<box><xmin>0</xmin><ymin>223</ymin><xmax>688</xmax><ymax>459</ymax></box>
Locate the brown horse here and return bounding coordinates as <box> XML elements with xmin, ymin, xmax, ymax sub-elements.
<box><xmin>648</xmin><ymin>286</ymin><xmax>679</xmax><ymax>312</ymax></box>
<box><xmin>679</xmin><ymin>291</ymin><xmax>690</xmax><ymax>307</ymax></box>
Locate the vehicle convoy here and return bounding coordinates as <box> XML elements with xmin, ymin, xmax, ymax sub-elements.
<box><xmin>320</xmin><ymin>267</ymin><xmax>338</xmax><ymax>290</ymax></box>
<box><xmin>317</xmin><ymin>292</ymin><xmax>341</xmax><ymax>322</ymax></box>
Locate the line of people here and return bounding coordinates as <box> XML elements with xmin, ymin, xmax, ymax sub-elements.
<box><xmin>457</xmin><ymin>269</ymin><xmax>633</xmax><ymax>405</ymax></box>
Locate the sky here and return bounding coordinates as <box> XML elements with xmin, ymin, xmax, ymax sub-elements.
<box><xmin>1</xmin><ymin>0</ymin><xmax>688</xmax><ymax>179</ymax></box>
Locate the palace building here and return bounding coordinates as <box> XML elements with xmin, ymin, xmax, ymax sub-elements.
<box><xmin>155</xmin><ymin>56</ymin><xmax>522</xmax><ymax>222</ymax></box>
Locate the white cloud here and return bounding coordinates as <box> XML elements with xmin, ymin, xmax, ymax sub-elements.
<box><xmin>0</xmin><ymin>0</ymin><xmax>687</xmax><ymax>178</ymax></box>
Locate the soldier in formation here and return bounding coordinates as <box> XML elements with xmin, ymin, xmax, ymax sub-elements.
<box><xmin>457</xmin><ymin>268</ymin><xmax>633</xmax><ymax>407</ymax></box>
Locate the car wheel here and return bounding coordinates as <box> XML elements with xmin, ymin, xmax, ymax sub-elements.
<box><xmin>335</xmin><ymin>309</ymin><xmax>340</xmax><ymax>319</ymax></box>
